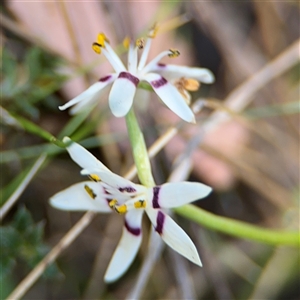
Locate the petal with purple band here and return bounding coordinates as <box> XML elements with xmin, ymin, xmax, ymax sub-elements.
<box><xmin>151</xmin><ymin>186</ymin><xmax>161</xmax><ymax>208</ymax></box>
<box><xmin>146</xmin><ymin>208</ymin><xmax>202</xmax><ymax>266</ymax></box>
<box><xmin>59</xmin><ymin>75</ymin><xmax>117</xmax><ymax>112</ymax></box>
<box><xmin>50</xmin><ymin>182</ymin><xmax>111</xmax><ymax>212</ymax></box>
<box><xmin>152</xmin><ymin>182</ymin><xmax>212</xmax><ymax>208</ymax></box>
<box><xmin>80</xmin><ymin>168</ymin><xmax>144</xmax><ymax>195</ymax></box>
<box><xmin>152</xmin><ymin>64</ymin><xmax>215</xmax><ymax>84</ymax></box>
<box><xmin>104</xmin><ymin>210</ymin><xmax>143</xmax><ymax>283</ymax></box>
<box><xmin>143</xmin><ymin>73</ymin><xmax>195</xmax><ymax>123</ymax></box>
<box><xmin>108</xmin><ymin>72</ymin><xmax>139</xmax><ymax>117</ymax></box>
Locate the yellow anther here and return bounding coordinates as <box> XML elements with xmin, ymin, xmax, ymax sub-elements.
<box><xmin>84</xmin><ymin>184</ymin><xmax>96</xmax><ymax>199</ymax></box>
<box><xmin>134</xmin><ymin>200</ymin><xmax>147</xmax><ymax>209</ymax></box>
<box><xmin>123</xmin><ymin>36</ymin><xmax>131</xmax><ymax>50</ymax></box>
<box><xmin>109</xmin><ymin>199</ymin><xmax>118</xmax><ymax>208</ymax></box>
<box><xmin>97</xmin><ymin>33</ymin><xmax>109</xmax><ymax>47</ymax></box>
<box><xmin>183</xmin><ymin>78</ymin><xmax>200</xmax><ymax>91</ymax></box>
<box><xmin>175</xmin><ymin>78</ymin><xmax>200</xmax><ymax>92</ymax></box>
<box><xmin>92</xmin><ymin>43</ymin><xmax>102</xmax><ymax>54</ymax></box>
<box><xmin>136</xmin><ymin>38</ymin><xmax>145</xmax><ymax>49</ymax></box>
<box><xmin>115</xmin><ymin>204</ymin><xmax>127</xmax><ymax>214</ymax></box>
<box><xmin>148</xmin><ymin>23</ymin><xmax>159</xmax><ymax>38</ymax></box>
<box><xmin>168</xmin><ymin>49</ymin><xmax>180</xmax><ymax>58</ymax></box>
<box><xmin>89</xmin><ymin>174</ymin><xmax>101</xmax><ymax>182</ymax></box>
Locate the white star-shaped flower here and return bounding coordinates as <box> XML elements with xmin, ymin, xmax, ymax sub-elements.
<box><xmin>50</xmin><ymin>137</ymin><xmax>212</xmax><ymax>282</ymax></box>
<box><xmin>59</xmin><ymin>25</ymin><xmax>215</xmax><ymax>123</ymax></box>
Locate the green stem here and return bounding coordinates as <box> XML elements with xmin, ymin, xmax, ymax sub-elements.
<box><xmin>125</xmin><ymin>108</ymin><xmax>155</xmax><ymax>187</ymax></box>
<box><xmin>10</xmin><ymin>113</ymin><xmax>65</xmax><ymax>148</ymax></box>
<box><xmin>175</xmin><ymin>204</ymin><xmax>299</xmax><ymax>247</ymax></box>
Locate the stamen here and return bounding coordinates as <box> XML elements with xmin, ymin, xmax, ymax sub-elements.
<box><xmin>109</xmin><ymin>199</ymin><xmax>118</xmax><ymax>208</ymax></box>
<box><xmin>148</xmin><ymin>23</ymin><xmax>159</xmax><ymax>38</ymax></box>
<box><xmin>115</xmin><ymin>204</ymin><xmax>127</xmax><ymax>214</ymax></box>
<box><xmin>136</xmin><ymin>38</ymin><xmax>145</xmax><ymax>49</ymax></box>
<box><xmin>168</xmin><ymin>49</ymin><xmax>180</xmax><ymax>58</ymax></box>
<box><xmin>134</xmin><ymin>200</ymin><xmax>147</xmax><ymax>209</ymax></box>
<box><xmin>97</xmin><ymin>33</ymin><xmax>109</xmax><ymax>47</ymax></box>
<box><xmin>84</xmin><ymin>184</ymin><xmax>96</xmax><ymax>199</ymax></box>
<box><xmin>92</xmin><ymin>43</ymin><xmax>102</xmax><ymax>54</ymax></box>
<box><xmin>174</xmin><ymin>78</ymin><xmax>200</xmax><ymax>105</ymax></box>
<box><xmin>89</xmin><ymin>174</ymin><xmax>101</xmax><ymax>182</ymax></box>
<box><xmin>123</xmin><ymin>36</ymin><xmax>131</xmax><ymax>50</ymax></box>
<box><xmin>183</xmin><ymin>78</ymin><xmax>200</xmax><ymax>91</ymax></box>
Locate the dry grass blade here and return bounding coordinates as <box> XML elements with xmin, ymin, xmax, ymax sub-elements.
<box><xmin>0</xmin><ymin>154</ymin><xmax>46</xmax><ymax>221</ymax></box>
<box><xmin>6</xmin><ymin>211</ymin><xmax>96</xmax><ymax>300</ymax></box>
<box><xmin>203</xmin><ymin>39</ymin><xmax>300</xmax><ymax>133</ymax></box>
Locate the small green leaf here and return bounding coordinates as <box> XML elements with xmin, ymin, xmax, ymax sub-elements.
<box><xmin>12</xmin><ymin>206</ymin><xmax>34</xmax><ymax>233</ymax></box>
<box><xmin>0</xmin><ymin>226</ymin><xmax>21</xmax><ymax>250</ymax></box>
<box><xmin>0</xmin><ymin>256</ymin><xmax>16</xmax><ymax>281</ymax></box>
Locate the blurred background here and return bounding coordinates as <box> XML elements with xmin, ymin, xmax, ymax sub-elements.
<box><xmin>1</xmin><ymin>1</ymin><xmax>299</xmax><ymax>299</ymax></box>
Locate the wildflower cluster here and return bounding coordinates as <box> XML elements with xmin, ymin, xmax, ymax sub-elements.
<box><xmin>51</xmin><ymin>138</ymin><xmax>212</xmax><ymax>282</ymax></box>
<box><xmin>51</xmin><ymin>24</ymin><xmax>214</xmax><ymax>282</ymax></box>
<box><xmin>59</xmin><ymin>24</ymin><xmax>214</xmax><ymax>122</ymax></box>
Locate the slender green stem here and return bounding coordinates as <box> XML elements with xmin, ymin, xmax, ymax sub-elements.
<box><xmin>125</xmin><ymin>108</ymin><xmax>155</xmax><ymax>187</ymax></box>
<box><xmin>175</xmin><ymin>204</ymin><xmax>299</xmax><ymax>247</ymax></box>
<box><xmin>10</xmin><ymin>113</ymin><xmax>65</xmax><ymax>148</ymax></box>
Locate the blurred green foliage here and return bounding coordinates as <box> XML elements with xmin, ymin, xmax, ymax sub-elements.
<box><xmin>0</xmin><ymin>207</ymin><xmax>62</xmax><ymax>282</ymax></box>
<box><xmin>1</xmin><ymin>46</ymin><xmax>66</xmax><ymax>119</ymax></box>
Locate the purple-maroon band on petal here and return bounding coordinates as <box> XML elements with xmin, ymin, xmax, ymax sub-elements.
<box><xmin>125</xmin><ymin>220</ymin><xmax>141</xmax><ymax>236</ymax></box>
<box><xmin>157</xmin><ymin>63</ymin><xmax>166</xmax><ymax>67</ymax></box>
<box><xmin>119</xmin><ymin>186</ymin><xmax>136</xmax><ymax>193</ymax></box>
<box><xmin>151</xmin><ymin>76</ymin><xmax>167</xmax><ymax>89</ymax></box>
<box><xmin>102</xmin><ymin>187</ymin><xmax>111</xmax><ymax>204</ymax></box>
<box><xmin>155</xmin><ymin>211</ymin><xmax>165</xmax><ymax>235</ymax></box>
<box><xmin>99</xmin><ymin>75</ymin><xmax>112</xmax><ymax>82</ymax></box>
<box><xmin>152</xmin><ymin>186</ymin><xmax>161</xmax><ymax>208</ymax></box>
<box><xmin>118</xmin><ymin>72</ymin><xmax>140</xmax><ymax>87</ymax></box>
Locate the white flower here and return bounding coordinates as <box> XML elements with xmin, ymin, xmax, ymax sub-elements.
<box><xmin>59</xmin><ymin>25</ymin><xmax>215</xmax><ymax>123</ymax></box>
<box><xmin>50</xmin><ymin>137</ymin><xmax>212</xmax><ymax>282</ymax></box>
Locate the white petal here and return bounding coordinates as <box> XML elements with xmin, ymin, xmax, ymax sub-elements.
<box><xmin>103</xmin><ymin>44</ymin><xmax>126</xmax><ymax>73</ymax></box>
<box><xmin>152</xmin><ymin>64</ymin><xmax>215</xmax><ymax>84</ymax></box>
<box><xmin>50</xmin><ymin>181</ymin><xmax>111</xmax><ymax>212</ymax></box>
<box><xmin>104</xmin><ymin>210</ymin><xmax>143</xmax><ymax>282</ymax></box>
<box><xmin>63</xmin><ymin>137</ymin><xmax>110</xmax><ymax>172</ymax></box>
<box><xmin>141</xmin><ymin>51</ymin><xmax>170</xmax><ymax>75</ymax></box>
<box><xmin>81</xmin><ymin>168</ymin><xmax>144</xmax><ymax>195</ymax></box>
<box><xmin>146</xmin><ymin>209</ymin><xmax>202</xmax><ymax>266</ymax></box>
<box><xmin>128</xmin><ymin>44</ymin><xmax>138</xmax><ymax>74</ymax></box>
<box><xmin>59</xmin><ymin>77</ymin><xmax>115</xmax><ymax>112</ymax></box>
<box><xmin>148</xmin><ymin>182</ymin><xmax>212</xmax><ymax>209</ymax></box>
<box><xmin>70</xmin><ymin>76</ymin><xmax>117</xmax><ymax>114</ymax></box>
<box><xmin>143</xmin><ymin>73</ymin><xmax>195</xmax><ymax>123</ymax></box>
<box><xmin>108</xmin><ymin>72</ymin><xmax>139</xmax><ymax>117</ymax></box>
<box><xmin>137</xmin><ymin>37</ymin><xmax>152</xmax><ymax>71</ymax></box>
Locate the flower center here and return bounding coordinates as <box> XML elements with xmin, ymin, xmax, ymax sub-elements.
<box><xmin>108</xmin><ymin>198</ymin><xmax>147</xmax><ymax>214</ymax></box>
